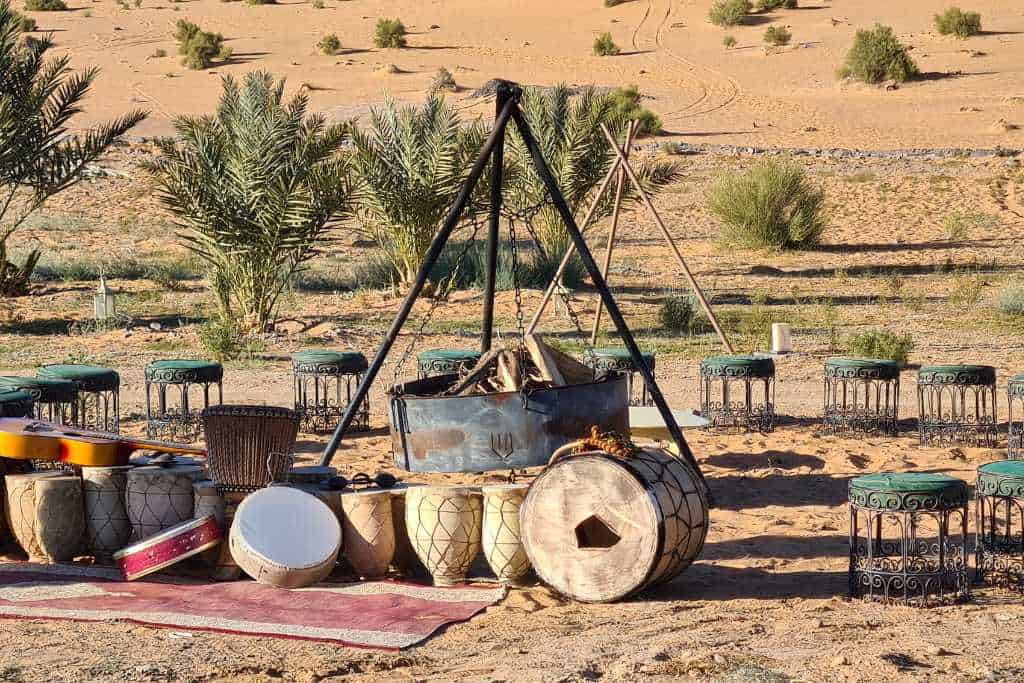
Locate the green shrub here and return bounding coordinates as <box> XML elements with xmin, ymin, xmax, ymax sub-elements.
<box><xmin>757</xmin><ymin>0</ymin><xmax>796</xmax><ymax>9</ymax></box>
<box><xmin>658</xmin><ymin>292</ymin><xmax>696</xmax><ymax>332</ymax></box>
<box><xmin>706</xmin><ymin>158</ymin><xmax>826</xmax><ymax>250</ymax></box>
<box><xmin>709</xmin><ymin>0</ymin><xmax>751</xmax><ymax>27</ymax></box>
<box><xmin>837</xmin><ymin>24</ymin><xmax>919</xmax><ymax>83</ymax></box>
<box><xmin>318</xmin><ymin>33</ymin><xmax>341</xmax><ymax>55</ymax></box>
<box><xmin>198</xmin><ymin>317</ymin><xmax>245</xmax><ymax>361</ymax></box>
<box><xmin>723</xmin><ymin>34</ymin><xmax>737</xmax><ymax>49</ymax></box>
<box><xmin>844</xmin><ymin>329</ymin><xmax>914</xmax><ymax>366</ymax></box>
<box><xmin>175</xmin><ymin>19</ymin><xmax>229</xmax><ymax>69</ymax></box>
<box><xmin>311</xmin><ymin>0</ymin><xmax>323</xmax><ymax>7</ymax></box>
<box><xmin>935</xmin><ymin>7</ymin><xmax>981</xmax><ymax>38</ymax></box>
<box><xmin>429</xmin><ymin>67</ymin><xmax>456</xmax><ymax>94</ymax></box>
<box><xmin>374</xmin><ymin>18</ymin><xmax>406</xmax><ymax>48</ymax></box>
<box><xmin>764</xmin><ymin>25</ymin><xmax>791</xmax><ymax>46</ymax></box>
<box><xmin>23</xmin><ymin>0</ymin><xmax>65</xmax><ymax>10</ymax></box>
<box><xmin>246</xmin><ymin>0</ymin><xmax>274</xmax><ymax>5</ymax></box>
<box><xmin>998</xmin><ymin>282</ymin><xmax>1024</xmax><ymax>316</ymax></box>
<box><xmin>593</xmin><ymin>31</ymin><xmax>620</xmax><ymax>56</ymax></box>
<box><xmin>609</xmin><ymin>85</ymin><xmax>662</xmax><ymax>136</ymax></box>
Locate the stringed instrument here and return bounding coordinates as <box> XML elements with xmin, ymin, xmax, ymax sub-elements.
<box><xmin>0</xmin><ymin>418</ymin><xmax>206</xmax><ymax>467</ymax></box>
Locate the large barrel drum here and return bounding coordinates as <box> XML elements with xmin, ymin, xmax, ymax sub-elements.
<box><xmin>521</xmin><ymin>447</ymin><xmax>708</xmax><ymax>603</ymax></box>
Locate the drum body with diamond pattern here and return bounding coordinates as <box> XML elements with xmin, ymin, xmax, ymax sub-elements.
<box><xmin>82</xmin><ymin>465</ymin><xmax>133</xmax><ymax>561</ymax></box>
<box><xmin>126</xmin><ymin>464</ymin><xmax>204</xmax><ymax>542</ymax></box>
<box><xmin>405</xmin><ymin>485</ymin><xmax>482</xmax><ymax>586</ymax></box>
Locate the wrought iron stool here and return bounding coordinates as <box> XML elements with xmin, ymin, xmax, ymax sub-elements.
<box><xmin>292</xmin><ymin>350</ymin><xmax>369</xmax><ymax>433</ymax></box>
<box><xmin>0</xmin><ymin>387</ymin><xmax>33</xmax><ymax>418</ymax></box>
<box><xmin>823</xmin><ymin>358</ymin><xmax>901</xmax><ymax>436</ymax></box>
<box><xmin>1009</xmin><ymin>375</ymin><xmax>1024</xmax><ymax>459</ymax></box>
<box><xmin>37</xmin><ymin>364</ymin><xmax>119</xmax><ymax>433</ymax></box>
<box><xmin>144</xmin><ymin>359</ymin><xmax>223</xmax><ymax>443</ymax></box>
<box><xmin>699</xmin><ymin>355</ymin><xmax>775</xmax><ymax>433</ymax></box>
<box><xmin>849</xmin><ymin>472</ymin><xmax>969</xmax><ymax>605</ymax></box>
<box><xmin>0</xmin><ymin>376</ymin><xmax>77</xmax><ymax>425</ymax></box>
<box><xmin>976</xmin><ymin>460</ymin><xmax>1024</xmax><ymax>591</ymax></box>
<box><xmin>416</xmin><ymin>349</ymin><xmax>481</xmax><ymax>379</ymax></box>
<box><xmin>583</xmin><ymin>347</ymin><xmax>654</xmax><ymax>406</ymax></box>
<box><xmin>917</xmin><ymin>364</ymin><xmax>997</xmax><ymax>447</ymax></box>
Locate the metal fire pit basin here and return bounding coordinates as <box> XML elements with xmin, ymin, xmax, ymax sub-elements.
<box><xmin>389</xmin><ymin>373</ymin><xmax>630</xmax><ymax>473</ymax></box>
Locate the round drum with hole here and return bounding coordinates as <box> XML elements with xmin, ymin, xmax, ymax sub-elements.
<box><xmin>520</xmin><ymin>447</ymin><xmax>708</xmax><ymax>603</ymax></box>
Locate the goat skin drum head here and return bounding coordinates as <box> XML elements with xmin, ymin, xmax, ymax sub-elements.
<box><xmin>233</xmin><ymin>487</ymin><xmax>341</xmax><ymax>576</ymax></box>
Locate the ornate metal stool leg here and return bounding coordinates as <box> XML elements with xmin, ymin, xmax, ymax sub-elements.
<box><xmin>976</xmin><ymin>461</ymin><xmax>1024</xmax><ymax>592</ymax></box>
<box><xmin>918</xmin><ymin>365</ymin><xmax>997</xmax><ymax>447</ymax></box>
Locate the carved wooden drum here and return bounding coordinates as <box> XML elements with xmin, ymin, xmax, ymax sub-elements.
<box><xmin>481</xmin><ymin>484</ymin><xmax>531</xmax><ymax>585</ymax></box>
<box><xmin>340</xmin><ymin>489</ymin><xmax>395</xmax><ymax>580</ymax></box>
<box><xmin>405</xmin><ymin>485</ymin><xmax>482</xmax><ymax>586</ymax></box>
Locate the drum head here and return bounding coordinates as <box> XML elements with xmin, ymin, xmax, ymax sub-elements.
<box><xmin>235</xmin><ymin>487</ymin><xmax>340</xmax><ymax>570</ymax></box>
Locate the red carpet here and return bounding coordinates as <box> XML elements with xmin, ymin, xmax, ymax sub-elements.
<box><xmin>0</xmin><ymin>562</ymin><xmax>505</xmax><ymax>649</ymax></box>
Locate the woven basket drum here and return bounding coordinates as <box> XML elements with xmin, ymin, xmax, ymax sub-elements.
<box><xmin>521</xmin><ymin>446</ymin><xmax>709</xmax><ymax>603</ymax></box>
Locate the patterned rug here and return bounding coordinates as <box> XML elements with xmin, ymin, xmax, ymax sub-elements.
<box><xmin>0</xmin><ymin>562</ymin><xmax>505</xmax><ymax>650</ymax></box>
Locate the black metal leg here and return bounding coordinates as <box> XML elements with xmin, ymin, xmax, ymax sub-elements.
<box><xmin>509</xmin><ymin>106</ymin><xmax>710</xmax><ymax>497</ymax></box>
<box><xmin>481</xmin><ymin>85</ymin><xmax>511</xmax><ymax>354</ymax></box>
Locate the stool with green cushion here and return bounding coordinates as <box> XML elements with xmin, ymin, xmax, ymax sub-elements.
<box><xmin>699</xmin><ymin>355</ymin><xmax>775</xmax><ymax>433</ymax></box>
<box><xmin>144</xmin><ymin>359</ymin><xmax>224</xmax><ymax>443</ymax></box>
<box><xmin>976</xmin><ymin>460</ymin><xmax>1024</xmax><ymax>591</ymax></box>
<box><xmin>0</xmin><ymin>388</ymin><xmax>34</xmax><ymax>419</ymax></box>
<box><xmin>292</xmin><ymin>350</ymin><xmax>369</xmax><ymax>433</ymax></box>
<box><xmin>823</xmin><ymin>358</ymin><xmax>901</xmax><ymax>436</ymax></box>
<box><xmin>0</xmin><ymin>376</ymin><xmax>78</xmax><ymax>425</ymax></box>
<box><xmin>583</xmin><ymin>347</ymin><xmax>654</xmax><ymax>406</ymax></box>
<box><xmin>37</xmin><ymin>364</ymin><xmax>120</xmax><ymax>433</ymax></box>
<box><xmin>917</xmin><ymin>364</ymin><xmax>997</xmax><ymax>447</ymax></box>
<box><xmin>849</xmin><ymin>472</ymin><xmax>969</xmax><ymax>605</ymax></box>
<box><xmin>1008</xmin><ymin>375</ymin><xmax>1024</xmax><ymax>459</ymax></box>
<box><xmin>416</xmin><ymin>349</ymin><xmax>482</xmax><ymax>379</ymax></box>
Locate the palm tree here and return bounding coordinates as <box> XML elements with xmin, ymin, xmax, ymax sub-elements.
<box><xmin>0</xmin><ymin>0</ymin><xmax>146</xmax><ymax>295</ymax></box>
<box><xmin>351</xmin><ymin>95</ymin><xmax>487</xmax><ymax>287</ymax></box>
<box><xmin>151</xmin><ymin>71</ymin><xmax>355</xmax><ymax>332</ymax></box>
<box><xmin>505</xmin><ymin>85</ymin><xmax>681</xmax><ymax>271</ymax></box>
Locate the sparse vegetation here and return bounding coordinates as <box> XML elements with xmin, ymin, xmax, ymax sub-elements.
<box><xmin>151</xmin><ymin>71</ymin><xmax>355</xmax><ymax>331</ymax></box>
<box><xmin>317</xmin><ymin>33</ymin><xmax>340</xmax><ymax>55</ymax></box>
<box><xmin>757</xmin><ymin>0</ymin><xmax>796</xmax><ymax>9</ymax></box>
<box><xmin>658</xmin><ymin>292</ymin><xmax>697</xmax><ymax>332</ymax></box>
<box><xmin>311</xmin><ymin>0</ymin><xmax>323</xmax><ymax>8</ymax></box>
<box><xmin>374</xmin><ymin>18</ymin><xmax>406</xmax><ymax>48</ymax></box>
<box><xmin>604</xmin><ymin>0</ymin><xmax>626</xmax><ymax>6</ymax></box>
<box><xmin>844</xmin><ymin>329</ymin><xmax>914</xmax><ymax>366</ymax></box>
<box><xmin>998</xmin><ymin>282</ymin><xmax>1024</xmax><ymax>317</ymax></box>
<box><xmin>609</xmin><ymin>85</ymin><xmax>662</xmax><ymax>136</ymax></box>
<box><xmin>175</xmin><ymin>19</ymin><xmax>230</xmax><ymax>70</ymax></box>
<box><xmin>837</xmin><ymin>24</ymin><xmax>919</xmax><ymax>84</ymax></box>
<box><xmin>942</xmin><ymin>210</ymin><xmax>996</xmax><ymax>241</ymax></box>
<box><xmin>764</xmin><ymin>25</ymin><xmax>791</xmax><ymax>47</ymax></box>
<box><xmin>935</xmin><ymin>7</ymin><xmax>981</xmax><ymax>39</ymax></box>
<box><xmin>428</xmin><ymin>67</ymin><xmax>456</xmax><ymax>95</ymax></box>
<box><xmin>23</xmin><ymin>0</ymin><xmax>65</xmax><ymax>11</ymax></box>
<box><xmin>709</xmin><ymin>0</ymin><xmax>751</xmax><ymax>28</ymax></box>
<box><xmin>706</xmin><ymin>158</ymin><xmax>826</xmax><ymax>250</ymax></box>
<box><xmin>723</xmin><ymin>34</ymin><xmax>736</xmax><ymax>49</ymax></box>
<box><xmin>593</xmin><ymin>32</ymin><xmax>620</xmax><ymax>56</ymax></box>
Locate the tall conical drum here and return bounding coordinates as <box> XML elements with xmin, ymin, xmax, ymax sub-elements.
<box><xmin>405</xmin><ymin>486</ymin><xmax>481</xmax><ymax>586</ymax></box>
<box><xmin>341</xmin><ymin>490</ymin><xmax>395</xmax><ymax>580</ymax></box>
<box><xmin>521</xmin><ymin>447</ymin><xmax>708</xmax><ymax>603</ymax></box>
<box><xmin>481</xmin><ymin>484</ymin><xmax>531</xmax><ymax>585</ymax></box>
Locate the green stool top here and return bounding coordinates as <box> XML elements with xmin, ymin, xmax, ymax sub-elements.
<box><xmin>292</xmin><ymin>350</ymin><xmax>368</xmax><ymax>374</ymax></box>
<box><xmin>144</xmin><ymin>359</ymin><xmax>223</xmax><ymax>383</ymax></box>
<box><xmin>700</xmin><ymin>354</ymin><xmax>775</xmax><ymax>379</ymax></box>
<box><xmin>918</xmin><ymin>364</ymin><xmax>995</xmax><ymax>386</ymax></box>
<box><xmin>37</xmin><ymin>364</ymin><xmax>119</xmax><ymax>392</ymax></box>
<box><xmin>585</xmin><ymin>347</ymin><xmax>656</xmax><ymax>369</ymax></box>
<box><xmin>849</xmin><ymin>472</ymin><xmax>968</xmax><ymax>510</ymax></box>
<box><xmin>1009</xmin><ymin>374</ymin><xmax>1024</xmax><ymax>396</ymax></box>
<box><xmin>417</xmin><ymin>349</ymin><xmax>481</xmax><ymax>372</ymax></box>
<box><xmin>0</xmin><ymin>387</ymin><xmax>34</xmax><ymax>418</ymax></box>
<box><xmin>825</xmin><ymin>357</ymin><xmax>901</xmax><ymax>381</ymax></box>
<box><xmin>977</xmin><ymin>460</ymin><xmax>1024</xmax><ymax>497</ymax></box>
<box><xmin>0</xmin><ymin>376</ymin><xmax>78</xmax><ymax>403</ymax></box>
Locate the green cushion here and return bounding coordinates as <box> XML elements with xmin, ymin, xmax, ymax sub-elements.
<box><xmin>849</xmin><ymin>472</ymin><xmax>968</xmax><ymax>511</ymax></box>
<box><xmin>145</xmin><ymin>359</ymin><xmax>223</xmax><ymax>384</ymax></box>
<box><xmin>1009</xmin><ymin>374</ymin><xmax>1024</xmax><ymax>397</ymax></box>
<box><xmin>0</xmin><ymin>376</ymin><xmax>77</xmax><ymax>403</ymax></box>
<box><xmin>918</xmin><ymin>364</ymin><xmax>995</xmax><ymax>386</ymax></box>
<box><xmin>585</xmin><ymin>347</ymin><xmax>656</xmax><ymax>371</ymax></box>
<box><xmin>977</xmin><ymin>460</ymin><xmax>1024</xmax><ymax>497</ymax></box>
<box><xmin>417</xmin><ymin>349</ymin><xmax>481</xmax><ymax>373</ymax></box>
<box><xmin>825</xmin><ymin>357</ymin><xmax>901</xmax><ymax>381</ymax></box>
<box><xmin>700</xmin><ymin>354</ymin><xmax>775</xmax><ymax>379</ymax></box>
<box><xmin>0</xmin><ymin>388</ymin><xmax>33</xmax><ymax>418</ymax></box>
<box><xmin>292</xmin><ymin>350</ymin><xmax>367</xmax><ymax>374</ymax></box>
<box><xmin>37</xmin><ymin>364</ymin><xmax>119</xmax><ymax>392</ymax></box>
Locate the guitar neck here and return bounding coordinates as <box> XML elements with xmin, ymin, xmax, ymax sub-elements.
<box><xmin>120</xmin><ymin>439</ymin><xmax>207</xmax><ymax>457</ymax></box>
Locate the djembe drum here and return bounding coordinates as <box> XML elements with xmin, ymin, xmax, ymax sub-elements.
<box><xmin>82</xmin><ymin>465</ymin><xmax>133</xmax><ymax>562</ymax></box>
<box><xmin>6</xmin><ymin>473</ymin><xmax>84</xmax><ymax>562</ymax></box>
<box><xmin>389</xmin><ymin>484</ymin><xmax>426</xmax><ymax>576</ymax></box>
<box><xmin>126</xmin><ymin>464</ymin><xmax>204</xmax><ymax>542</ymax></box>
<box><xmin>405</xmin><ymin>486</ymin><xmax>482</xmax><ymax>586</ymax></box>
<box><xmin>192</xmin><ymin>479</ymin><xmax>226</xmax><ymax>566</ymax></box>
<box><xmin>341</xmin><ymin>490</ymin><xmax>395</xmax><ymax>580</ymax></box>
<box><xmin>481</xmin><ymin>484</ymin><xmax>531</xmax><ymax>585</ymax></box>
